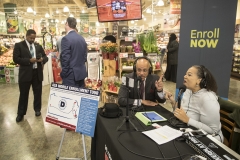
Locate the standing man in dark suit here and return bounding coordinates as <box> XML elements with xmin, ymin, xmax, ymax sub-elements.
<box><xmin>13</xmin><ymin>29</ymin><xmax>48</xmax><ymax>122</ymax></box>
<box><xmin>118</xmin><ymin>57</ymin><xmax>171</xmax><ymax>107</ymax></box>
<box><xmin>60</xmin><ymin>17</ymin><xmax>87</xmax><ymax>87</ymax></box>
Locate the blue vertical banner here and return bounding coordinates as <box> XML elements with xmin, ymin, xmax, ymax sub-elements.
<box><xmin>176</xmin><ymin>0</ymin><xmax>238</xmax><ymax>98</ymax></box>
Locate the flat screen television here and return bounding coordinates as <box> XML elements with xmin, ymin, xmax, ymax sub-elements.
<box><xmin>85</xmin><ymin>0</ymin><xmax>96</xmax><ymax>8</ymax></box>
<box><xmin>96</xmin><ymin>0</ymin><xmax>142</xmax><ymax>22</ymax></box>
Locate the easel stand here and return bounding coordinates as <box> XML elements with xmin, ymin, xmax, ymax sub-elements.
<box><xmin>56</xmin><ymin>128</ymin><xmax>89</xmax><ymax>160</ymax></box>
<box><xmin>117</xmin><ymin>79</ymin><xmax>138</xmax><ymax>131</ymax></box>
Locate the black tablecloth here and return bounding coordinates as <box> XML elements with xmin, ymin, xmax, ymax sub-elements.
<box><xmin>91</xmin><ymin>105</ymin><xmax>197</xmax><ymax>160</ymax></box>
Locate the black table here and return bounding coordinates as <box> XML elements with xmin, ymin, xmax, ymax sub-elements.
<box><xmin>91</xmin><ymin>105</ymin><xmax>198</xmax><ymax>160</ymax></box>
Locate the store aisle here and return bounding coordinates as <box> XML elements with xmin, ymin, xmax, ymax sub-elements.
<box><xmin>0</xmin><ymin>78</ymin><xmax>239</xmax><ymax>160</ymax></box>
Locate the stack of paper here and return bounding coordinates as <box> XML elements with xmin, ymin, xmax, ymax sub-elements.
<box><xmin>142</xmin><ymin>125</ymin><xmax>183</xmax><ymax>145</ymax></box>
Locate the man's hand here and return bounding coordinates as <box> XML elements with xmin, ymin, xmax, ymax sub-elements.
<box><xmin>155</xmin><ymin>75</ymin><xmax>163</xmax><ymax>91</ymax></box>
<box><xmin>142</xmin><ymin>100</ymin><xmax>158</xmax><ymax>106</ymax></box>
<box><xmin>30</xmin><ymin>58</ymin><xmax>37</xmax><ymax>63</ymax></box>
<box><xmin>164</xmin><ymin>91</ymin><xmax>174</xmax><ymax>101</ymax></box>
<box><xmin>36</xmin><ymin>58</ymin><xmax>43</xmax><ymax>63</ymax></box>
<box><xmin>30</xmin><ymin>58</ymin><xmax>43</xmax><ymax>63</ymax></box>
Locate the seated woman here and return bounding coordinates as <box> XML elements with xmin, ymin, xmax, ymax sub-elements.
<box><xmin>168</xmin><ymin>65</ymin><xmax>223</xmax><ymax>142</ymax></box>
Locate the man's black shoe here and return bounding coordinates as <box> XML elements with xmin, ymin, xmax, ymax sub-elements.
<box><xmin>35</xmin><ymin>112</ymin><xmax>41</xmax><ymax>116</ymax></box>
<box><xmin>16</xmin><ymin>115</ymin><xmax>24</xmax><ymax>122</ymax></box>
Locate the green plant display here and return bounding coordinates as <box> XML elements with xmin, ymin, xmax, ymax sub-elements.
<box><xmin>138</xmin><ymin>31</ymin><xmax>159</xmax><ymax>54</ymax></box>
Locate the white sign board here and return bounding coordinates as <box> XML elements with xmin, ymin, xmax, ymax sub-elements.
<box><xmin>46</xmin><ymin>83</ymin><xmax>100</xmax><ymax>137</ymax></box>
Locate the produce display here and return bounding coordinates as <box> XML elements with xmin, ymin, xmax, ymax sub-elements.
<box><xmin>137</xmin><ymin>31</ymin><xmax>160</xmax><ymax>54</ymax></box>
<box><xmin>85</xmin><ymin>78</ymin><xmax>102</xmax><ymax>90</ymax></box>
<box><xmin>103</xmin><ymin>76</ymin><xmax>121</xmax><ymax>92</ymax></box>
<box><xmin>0</xmin><ymin>49</ymin><xmax>15</xmax><ymax>67</ymax></box>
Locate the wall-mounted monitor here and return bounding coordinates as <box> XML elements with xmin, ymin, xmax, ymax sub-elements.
<box><xmin>96</xmin><ymin>0</ymin><xmax>142</xmax><ymax>22</ymax></box>
<box><xmin>85</xmin><ymin>0</ymin><xmax>96</xmax><ymax>8</ymax></box>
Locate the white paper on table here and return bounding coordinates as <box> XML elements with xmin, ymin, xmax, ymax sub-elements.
<box><xmin>142</xmin><ymin>125</ymin><xmax>183</xmax><ymax>145</ymax></box>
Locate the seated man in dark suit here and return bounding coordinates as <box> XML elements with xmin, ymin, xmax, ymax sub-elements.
<box><xmin>118</xmin><ymin>57</ymin><xmax>170</xmax><ymax>107</ymax></box>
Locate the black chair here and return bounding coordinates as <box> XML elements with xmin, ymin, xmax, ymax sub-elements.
<box><xmin>218</xmin><ymin>97</ymin><xmax>240</xmax><ymax>154</ymax></box>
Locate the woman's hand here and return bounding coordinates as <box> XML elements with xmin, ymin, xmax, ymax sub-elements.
<box><xmin>174</xmin><ymin>107</ymin><xmax>189</xmax><ymax>123</ymax></box>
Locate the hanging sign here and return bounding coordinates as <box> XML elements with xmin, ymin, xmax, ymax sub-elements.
<box><xmin>4</xmin><ymin>3</ymin><xmax>19</xmax><ymax>34</ymax></box>
<box><xmin>170</xmin><ymin>0</ymin><xmax>181</xmax><ymax>14</ymax></box>
<box><xmin>80</xmin><ymin>13</ymin><xmax>89</xmax><ymax>34</ymax></box>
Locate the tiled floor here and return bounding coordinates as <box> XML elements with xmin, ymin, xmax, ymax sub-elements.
<box><xmin>0</xmin><ymin>78</ymin><xmax>239</xmax><ymax>160</ymax></box>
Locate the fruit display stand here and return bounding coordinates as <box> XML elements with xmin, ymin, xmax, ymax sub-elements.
<box><xmin>101</xmin><ymin>76</ymin><xmax>121</xmax><ymax>103</ymax></box>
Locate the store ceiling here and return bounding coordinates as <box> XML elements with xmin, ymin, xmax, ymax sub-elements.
<box><xmin>0</xmin><ymin>0</ymin><xmax>170</xmax><ymax>23</ymax></box>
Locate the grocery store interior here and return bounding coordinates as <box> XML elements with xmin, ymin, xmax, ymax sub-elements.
<box><xmin>0</xmin><ymin>0</ymin><xmax>240</xmax><ymax>159</ymax></box>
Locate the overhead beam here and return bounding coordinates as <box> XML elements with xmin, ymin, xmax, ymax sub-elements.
<box><xmin>48</xmin><ymin>4</ymin><xmax>78</xmax><ymax>7</ymax></box>
<box><xmin>72</xmin><ymin>0</ymin><xmax>85</xmax><ymax>9</ymax></box>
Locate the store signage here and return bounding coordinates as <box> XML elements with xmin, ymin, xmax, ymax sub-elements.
<box><xmin>80</xmin><ymin>13</ymin><xmax>89</xmax><ymax>34</ymax></box>
<box><xmin>125</xmin><ymin>36</ymin><xmax>133</xmax><ymax>41</ymax></box>
<box><xmin>170</xmin><ymin>0</ymin><xmax>181</xmax><ymax>14</ymax></box>
<box><xmin>190</xmin><ymin>28</ymin><xmax>219</xmax><ymax>48</ymax></box>
<box><xmin>46</xmin><ymin>83</ymin><xmax>100</xmax><ymax>137</ymax></box>
<box><xmin>135</xmin><ymin>53</ymin><xmax>143</xmax><ymax>57</ymax></box>
<box><xmin>3</xmin><ymin>3</ymin><xmax>19</xmax><ymax>34</ymax></box>
<box><xmin>119</xmin><ymin>53</ymin><xmax>128</xmax><ymax>58</ymax></box>
<box><xmin>176</xmin><ymin>0</ymin><xmax>238</xmax><ymax>98</ymax></box>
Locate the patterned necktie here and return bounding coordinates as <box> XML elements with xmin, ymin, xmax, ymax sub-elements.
<box><xmin>140</xmin><ymin>81</ymin><xmax>145</xmax><ymax>99</ymax></box>
<box><xmin>30</xmin><ymin>45</ymin><xmax>34</xmax><ymax>57</ymax></box>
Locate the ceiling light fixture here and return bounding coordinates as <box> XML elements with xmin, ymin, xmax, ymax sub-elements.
<box><xmin>77</xmin><ymin>19</ymin><xmax>80</xmax><ymax>22</ymax></box>
<box><xmin>56</xmin><ymin>9</ymin><xmax>59</xmax><ymax>14</ymax></box>
<box><xmin>156</xmin><ymin>0</ymin><xmax>164</xmax><ymax>6</ymax></box>
<box><xmin>56</xmin><ymin>19</ymin><xmax>59</xmax><ymax>23</ymax></box>
<box><xmin>45</xmin><ymin>13</ymin><xmax>50</xmax><ymax>18</ymax></box>
<box><xmin>27</xmin><ymin>7</ymin><xmax>33</xmax><ymax>13</ymax></box>
<box><xmin>63</xmin><ymin>6</ymin><xmax>69</xmax><ymax>12</ymax></box>
<box><xmin>96</xmin><ymin>21</ymin><xmax>100</xmax><ymax>26</ymax></box>
<box><xmin>14</xmin><ymin>10</ymin><xmax>17</xmax><ymax>14</ymax></box>
<box><xmin>146</xmin><ymin>8</ymin><xmax>151</xmax><ymax>13</ymax></box>
<box><xmin>69</xmin><ymin>13</ymin><xmax>74</xmax><ymax>17</ymax></box>
<box><xmin>33</xmin><ymin>11</ymin><xmax>36</xmax><ymax>15</ymax></box>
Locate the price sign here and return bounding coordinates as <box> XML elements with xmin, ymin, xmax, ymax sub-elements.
<box><xmin>119</xmin><ymin>53</ymin><xmax>128</xmax><ymax>58</ymax></box>
<box><xmin>135</xmin><ymin>53</ymin><xmax>143</xmax><ymax>57</ymax></box>
<box><xmin>125</xmin><ymin>37</ymin><xmax>133</xmax><ymax>41</ymax></box>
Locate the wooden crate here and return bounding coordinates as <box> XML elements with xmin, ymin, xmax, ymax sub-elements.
<box><xmin>103</xmin><ymin>60</ymin><xmax>116</xmax><ymax>76</ymax></box>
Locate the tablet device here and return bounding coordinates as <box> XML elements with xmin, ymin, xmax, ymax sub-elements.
<box><xmin>142</xmin><ymin>111</ymin><xmax>167</xmax><ymax>122</ymax></box>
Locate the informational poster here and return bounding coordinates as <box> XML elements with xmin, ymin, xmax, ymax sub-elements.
<box><xmin>46</xmin><ymin>83</ymin><xmax>100</xmax><ymax>137</ymax></box>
